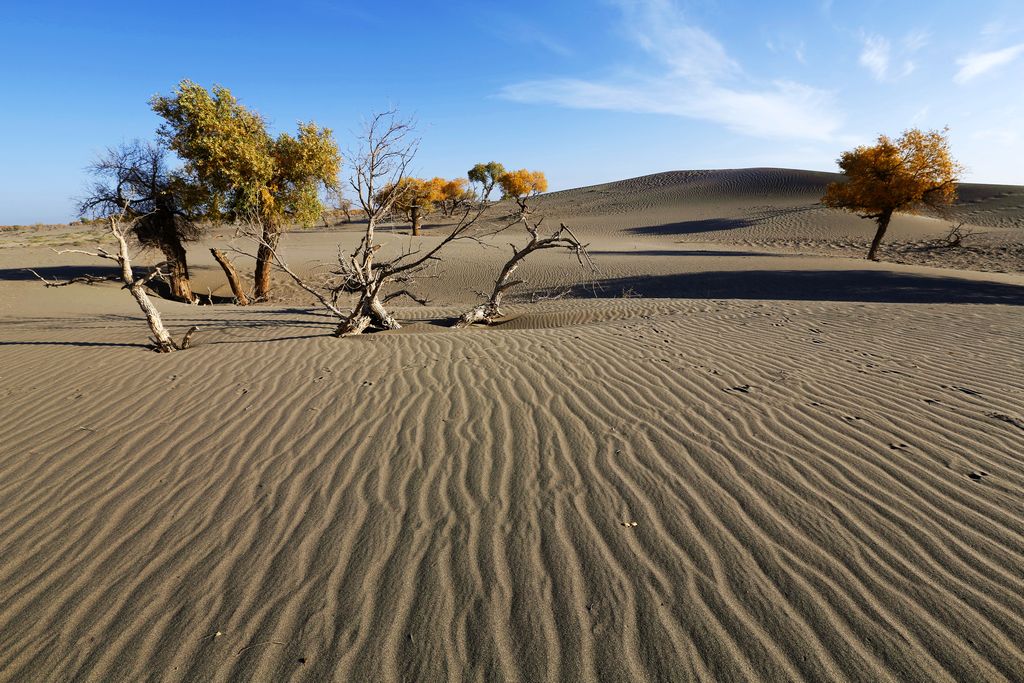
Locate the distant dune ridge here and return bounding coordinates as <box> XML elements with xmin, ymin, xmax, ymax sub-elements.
<box><xmin>1</xmin><ymin>168</ymin><xmax>1023</xmax><ymax>680</ymax></box>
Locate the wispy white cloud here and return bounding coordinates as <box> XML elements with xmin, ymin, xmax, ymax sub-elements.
<box><xmin>971</xmin><ymin>127</ymin><xmax>1020</xmax><ymax>145</ymax></box>
<box><xmin>954</xmin><ymin>43</ymin><xmax>1024</xmax><ymax>83</ymax></box>
<box><xmin>903</xmin><ymin>29</ymin><xmax>930</xmax><ymax>52</ymax></box>
<box><xmin>859</xmin><ymin>35</ymin><xmax>891</xmax><ymax>80</ymax></box>
<box><xmin>859</xmin><ymin>31</ymin><xmax>921</xmax><ymax>81</ymax></box>
<box><xmin>485</xmin><ymin>13</ymin><xmax>573</xmax><ymax>58</ymax></box>
<box><xmin>766</xmin><ymin>36</ymin><xmax>806</xmax><ymax>64</ymax></box>
<box><xmin>910</xmin><ymin>105</ymin><xmax>931</xmax><ymax>125</ymax></box>
<box><xmin>614</xmin><ymin>0</ymin><xmax>737</xmax><ymax>80</ymax></box>
<box><xmin>501</xmin><ymin>78</ymin><xmax>841</xmax><ymax>140</ymax></box>
<box><xmin>980</xmin><ymin>19</ymin><xmax>1023</xmax><ymax>39</ymax></box>
<box><xmin>794</xmin><ymin>41</ymin><xmax>807</xmax><ymax>65</ymax></box>
<box><xmin>498</xmin><ymin>0</ymin><xmax>842</xmax><ymax>141</ymax></box>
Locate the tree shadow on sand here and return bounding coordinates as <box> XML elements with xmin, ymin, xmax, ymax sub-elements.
<box><xmin>1</xmin><ymin>265</ymin><xmax>236</xmax><ymax>304</ymax></box>
<box><xmin>627</xmin><ymin>205</ymin><xmax>821</xmax><ymax>237</ymax></box>
<box><xmin>589</xmin><ymin>249</ymin><xmax>788</xmax><ymax>258</ymax></box>
<box><xmin>628</xmin><ymin>218</ymin><xmax>755</xmax><ymax>236</ymax></box>
<box><xmin>0</xmin><ymin>265</ymin><xmax>123</xmax><ymax>282</ymax></box>
<box><xmin>577</xmin><ymin>269</ymin><xmax>1024</xmax><ymax>305</ymax></box>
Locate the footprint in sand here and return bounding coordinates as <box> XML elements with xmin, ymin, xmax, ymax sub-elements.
<box><xmin>968</xmin><ymin>471</ymin><xmax>990</xmax><ymax>482</ymax></box>
<box><xmin>943</xmin><ymin>384</ymin><xmax>983</xmax><ymax>396</ymax></box>
<box><xmin>889</xmin><ymin>442</ymin><xmax>909</xmax><ymax>450</ymax></box>
<box><xmin>987</xmin><ymin>412</ymin><xmax>1024</xmax><ymax>430</ymax></box>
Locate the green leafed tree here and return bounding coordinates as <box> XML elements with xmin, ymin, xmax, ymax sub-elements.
<box><xmin>467</xmin><ymin>161</ymin><xmax>505</xmax><ymax>202</ymax></box>
<box><xmin>150</xmin><ymin>80</ymin><xmax>341</xmax><ymax>300</ymax></box>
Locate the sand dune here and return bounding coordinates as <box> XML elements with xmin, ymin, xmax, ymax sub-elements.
<box><xmin>1</xmin><ymin>169</ymin><xmax>1023</xmax><ymax>681</ymax></box>
<box><xmin>531</xmin><ymin>169</ymin><xmax>1024</xmax><ymax>272</ymax></box>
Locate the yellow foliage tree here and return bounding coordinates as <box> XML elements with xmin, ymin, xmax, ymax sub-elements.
<box><xmin>151</xmin><ymin>80</ymin><xmax>340</xmax><ymax>299</ymax></box>
<box><xmin>823</xmin><ymin>128</ymin><xmax>961</xmax><ymax>260</ymax></box>
<box><xmin>376</xmin><ymin>177</ymin><xmax>445</xmax><ymax>235</ymax></box>
<box><xmin>440</xmin><ymin>177</ymin><xmax>473</xmax><ymax>215</ymax></box>
<box><xmin>498</xmin><ymin>169</ymin><xmax>548</xmax><ymax>203</ymax></box>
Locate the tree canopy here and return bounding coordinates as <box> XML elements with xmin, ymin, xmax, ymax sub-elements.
<box><xmin>150</xmin><ymin>80</ymin><xmax>341</xmax><ymax>298</ymax></box>
<box><xmin>440</xmin><ymin>177</ymin><xmax>474</xmax><ymax>214</ymax></box>
<box><xmin>468</xmin><ymin>161</ymin><xmax>506</xmax><ymax>201</ymax></box>
<box><xmin>498</xmin><ymin>169</ymin><xmax>548</xmax><ymax>200</ymax></box>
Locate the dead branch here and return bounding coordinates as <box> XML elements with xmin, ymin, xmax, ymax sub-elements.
<box><xmin>940</xmin><ymin>221</ymin><xmax>978</xmax><ymax>248</ymax></box>
<box><xmin>221</xmin><ymin>110</ymin><xmax>530</xmax><ymax>337</ymax></box>
<box><xmin>382</xmin><ymin>289</ymin><xmax>430</xmax><ymax>305</ymax></box>
<box><xmin>231</xmin><ymin>221</ymin><xmax>347</xmax><ymax>319</ymax></box>
<box><xmin>210</xmin><ymin>248</ymin><xmax>250</xmax><ymax>305</ymax></box>
<box><xmin>25</xmin><ymin>269</ymin><xmax>115</xmax><ymax>287</ymax></box>
<box><xmin>331</xmin><ymin>111</ymin><xmax>500</xmax><ymax>336</ymax></box>
<box><xmin>455</xmin><ymin>206</ymin><xmax>594</xmax><ymax>328</ymax></box>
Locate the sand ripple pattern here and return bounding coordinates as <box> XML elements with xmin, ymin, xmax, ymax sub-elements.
<box><xmin>1</xmin><ymin>300</ymin><xmax>1023</xmax><ymax>681</ymax></box>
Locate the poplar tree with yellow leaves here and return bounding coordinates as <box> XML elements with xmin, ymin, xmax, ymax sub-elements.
<box><xmin>823</xmin><ymin>128</ymin><xmax>961</xmax><ymax>260</ymax></box>
<box><xmin>375</xmin><ymin>177</ymin><xmax>444</xmax><ymax>235</ymax></box>
<box><xmin>498</xmin><ymin>169</ymin><xmax>549</xmax><ymax>206</ymax></box>
<box><xmin>150</xmin><ymin>80</ymin><xmax>341</xmax><ymax>300</ymax></box>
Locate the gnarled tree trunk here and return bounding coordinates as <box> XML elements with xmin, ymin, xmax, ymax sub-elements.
<box><xmin>160</xmin><ymin>237</ymin><xmax>195</xmax><ymax>303</ymax></box>
<box><xmin>867</xmin><ymin>209</ymin><xmax>893</xmax><ymax>261</ymax></box>
<box><xmin>456</xmin><ymin>221</ymin><xmax>589</xmax><ymax>328</ymax></box>
<box><xmin>253</xmin><ymin>220</ymin><xmax>279</xmax><ymax>301</ymax></box>
<box><xmin>335</xmin><ymin>288</ymin><xmax>401</xmax><ymax>337</ymax></box>
<box><xmin>410</xmin><ymin>205</ymin><xmax>422</xmax><ymax>236</ymax></box>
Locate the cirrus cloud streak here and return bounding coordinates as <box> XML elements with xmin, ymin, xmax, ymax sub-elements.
<box><xmin>498</xmin><ymin>0</ymin><xmax>842</xmax><ymax>142</ymax></box>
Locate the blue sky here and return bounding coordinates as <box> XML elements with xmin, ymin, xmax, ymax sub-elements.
<box><xmin>2</xmin><ymin>0</ymin><xmax>1023</xmax><ymax>224</ymax></box>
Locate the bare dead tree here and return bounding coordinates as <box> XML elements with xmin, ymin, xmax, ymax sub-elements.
<box><xmin>315</xmin><ymin>109</ymin><xmax>490</xmax><ymax>335</ymax></box>
<box><xmin>52</xmin><ymin>211</ymin><xmax>199</xmax><ymax>352</ymax></box>
<box><xmin>79</xmin><ymin>141</ymin><xmax>205</xmax><ymax>303</ymax></box>
<box><xmin>235</xmin><ymin>198</ymin><xmax>492</xmax><ymax>336</ymax></box>
<box><xmin>331</xmin><ymin>109</ymin><xmax>421</xmax><ymax>333</ymax></box>
<box><xmin>229</xmin><ymin>110</ymin><xmax>580</xmax><ymax>337</ymax></box>
<box><xmin>455</xmin><ymin>201</ymin><xmax>593</xmax><ymax>328</ymax></box>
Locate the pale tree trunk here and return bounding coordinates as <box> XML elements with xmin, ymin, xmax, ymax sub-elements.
<box><xmin>867</xmin><ymin>209</ymin><xmax>893</xmax><ymax>261</ymax></box>
<box><xmin>456</xmin><ymin>221</ymin><xmax>589</xmax><ymax>328</ymax></box>
<box><xmin>334</xmin><ymin>215</ymin><xmax>403</xmax><ymax>336</ymax></box>
<box><xmin>335</xmin><ymin>287</ymin><xmax>400</xmax><ymax>336</ymax></box>
<box><xmin>455</xmin><ymin>256</ymin><xmax>522</xmax><ymax>327</ymax></box>
<box><xmin>368</xmin><ymin>294</ymin><xmax>399</xmax><ymax>330</ymax></box>
<box><xmin>210</xmin><ymin>248</ymin><xmax>250</xmax><ymax>305</ymax></box>
<box><xmin>108</xmin><ymin>218</ymin><xmax>197</xmax><ymax>352</ymax></box>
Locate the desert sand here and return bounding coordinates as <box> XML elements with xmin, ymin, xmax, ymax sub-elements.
<box><xmin>1</xmin><ymin>169</ymin><xmax>1023</xmax><ymax>681</ymax></box>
